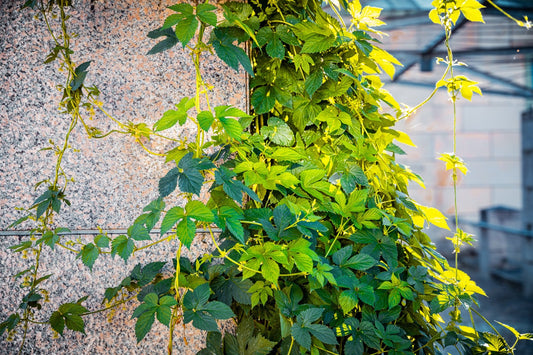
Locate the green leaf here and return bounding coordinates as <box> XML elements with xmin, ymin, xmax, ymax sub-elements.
<box><xmin>305</xmin><ymin>69</ymin><xmax>323</xmax><ymax>97</ymax></box>
<box><xmin>36</xmin><ymin>230</ymin><xmax>59</xmax><ymax>250</ymax></box>
<box><xmin>176</xmin><ymin>217</ymin><xmax>196</xmax><ymax>248</ymax></box>
<box><xmin>293</xmin><ymin>253</ymin><xmax>313</xmax><ymax>273</ymax></box>
<box><xmin>339</xmin><ymin>290</ymin><xmax>359</xmax><ymax>313</ymax></box>
<box><xmin>49</xmin><ymin>311</ymin><xmax>65</xmax><ymax>335</ymax></box>
<box><xmin>219</xmin><ymin>117</ymin><xmax>243</xmax><ymax>141</ymax></box>
<box><xmin>261</xmin><ymin>259</ymin><xmax>280</xmax><ymax>284</ymax></box>
<box><xmin>94</xmin><ymin>234</ymin><xmax>110</xmax><ymax>248</ymax></box>
<box><xmin>293</xmin><ymin>53</ymin><xmax>314</xmax><ymax>75</ymax></box>
<box><xmin>0</xmin><ymin>314</ymin><xmax>20</xmax><ymax>338</ymax></box>
<box><xmin>245</xmin><ymin>334</ymin><xmax>277</xmax><ymax>355</ymax></box>
<box><xmin>266</xmin><ymin>36</ymin><xmax>285</xmax><ymax>59</ymax></box>
<box><xmin>185</xmin><ymin>200</ymin><xmax>214</xmax><ymax>222</ymax></box>
<box><xmin>308</xmin><ymin>323</ymin><xmax>337</xmax><ymax>345</ymax></box>
<box><xmin>204</xmin><ymin>301</ymin><xmax>235</xmax><ymax>319</ymax></box>
<box><xmin>198</xmin><ymin>111</ymin><xmax>215</xmax><ymax>131</ymax></box>
<box><xmin>79</xmin><ymin>243</ymin><xmax>99</xmax><ymax>271</ymax></box>
<box><xmin>160</xmin><ymin>206</ymin><xmax>184</xmax><ymax>236</ymax></box>
<box><xmin>128</xmin><ymin>223</ymin><xmax>151</xmax><ymax>241</ymax></box>
<box><xmin>64</xmin><ymin>314</ymin><xmax>85</xmax><ymax>333</ymax></box>
<box><xmin>260</xmin><ymin>117</ymin><xmax>294</xmax><ymax>146</ymax></box>
<box><xmin>271</xmin><ymin>148</ymin><xmax>303</xmax><ymax>162</ymax></box>
<box><xmin>111</xmin><ymin>235</ymin><xmax>135</xmax><ymax>262</ymax></box>
<box><xmin>196</xmin><ymin>3</ymin><xmax>218</xmax><ymax>26</ymax></box>
<box><xmin>292</xmin><ymin>96</ymin><xmax>321</xmax><ymax>132</ymax></box>
<box><xmin>277</xmin><ymin>24</ymin><xmax>299</xmax><ymax>45</ymax></box>
<box><xmin>215</xmin><ymin>167</ymin><xmax>260</xmax><ymax>204</ymax></box>
<box><xmin>177</xmin><ymin>153</ymin><xmax>208</xmax><ymax>195</ymax></box>
<box><xmin>154</xmin><ymin>97</ymin><xmax>195</xmax><ymax>132</ymax></box>
<box><xmin>156</xmin><ymin>305</ymin><xmax>172</xmax><ymax>327</ymax></box>
<box><xmin>291</xmin><ymin>325</ymin><xmax>312</xmax><ymax>350</ymax></box>
<box><xmin>165</xmin><ymin>146</ymin><xmax>188</xmax><ymax>164</ymax></box>
<box><xmin>211</xmin><ymin>29</ymin><xmax>253</xmax><ymax>76</ymax></box>
<box><xmin>154</xmin><ymin>110</ymin><xmax>184</xmax><ymax>132</ymax></box>
<box><xmin>218</xmin><ymin>206</ymin><xmax>244</xmax><ymax>243</ymax></box>
<box><xmin>251</xmin><ymin>86</ymin><xmax>275</xmax><ymax>115</ymax></box>
<box><xmin>168</xmin><ymin>3</ymin><xmax>198</xmax><ymax>47</ymax></box>
<box><xmin>388</xmin><ymin>289</ymin><xmax>401</xmax><ymax>309</ymax></box>
<box><xmin>185</xmin><ymin>310</ymin><xmax>219</xmax><ymax>332</ymax></box>
<box><xmin>159</xmin><ymin>167</ymin><xmax>179</xmax><ymax>198</ymax></box>
<box><xmin>71</xmin><ymin>61</ymin><xmax>91</xmax><ymax>91</ymax></box>
<box><xmin>345</xmin><ymin>253</ymin><xmax>376</xmax><ymax>271</ymax></box>
<box><xmin>135</xmin><ymin>310</ymin><xmax>155</xmax><ymax>342</ymax></box>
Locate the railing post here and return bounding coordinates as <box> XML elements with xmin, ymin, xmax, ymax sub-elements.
<box><xmin>479</xmin><ymin>209</ymin><xmax>491</xmax><ymax>280</ymax></box>
<box><xmin>522</xmin><ymin>108</ymin><xmax>533</xmax><ymax>296</ymax></box>
<box><xmin>524</xmin><ymin>225</ymin><xmax>533</xmax><ymax>297</ymax></box>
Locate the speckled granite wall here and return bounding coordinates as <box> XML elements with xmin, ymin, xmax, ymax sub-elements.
<box><xmin>0</xmin><ymin>0</ymin><xmax>246</xmax><ymax>353</ymax></box>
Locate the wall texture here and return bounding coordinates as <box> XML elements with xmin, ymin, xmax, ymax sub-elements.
<box><xmin>0</xmin><ymin>1</ymin><xmax>246</xmax><ymax>353</ymax></box>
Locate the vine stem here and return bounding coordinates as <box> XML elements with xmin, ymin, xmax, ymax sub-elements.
<box><xmin>486</xmin><ymin>0</ymin><xmax>531</xmax><ymax>27</ymax></box>
<box><xmin>168</xmin><ymin>242</ymin><xmax>182</xmax><ymax>355</ymax></box>
<box><xmin>470</xmin><ymin>307</ymin><xmax>504</xmax><ymax>338</ymax></box>
<box><xmin>79</xmin><ymin>294</ymin><xmax>138</xmax><ymax>316</ymax></box>
<box><xmin>398</xmin><ymin>64</ymin><xmax>451</xmax><ymax>120</ymax></box>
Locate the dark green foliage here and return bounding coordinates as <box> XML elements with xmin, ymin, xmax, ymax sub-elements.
<box><xmin>6</xmin><ymin>0</ymin><xmax>528</xmax><ymax>354</ymax></box>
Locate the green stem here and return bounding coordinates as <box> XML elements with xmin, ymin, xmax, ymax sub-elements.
<box><xmin>80</xmin><ymin>294</ymin><xmax>137</xmax><ymax>316</ymax></box>
<box><xmin>470</xmin><ymin>308</ymin><xmax>504</xmax><ymax>338</ymax></box>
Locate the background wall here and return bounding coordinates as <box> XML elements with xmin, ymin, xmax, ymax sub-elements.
<box><xmin>0</xmin><ymin>1</ymin><xmax>245</xmax><ymax>353</ymax></box>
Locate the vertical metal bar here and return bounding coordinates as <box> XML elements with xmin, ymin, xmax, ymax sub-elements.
<box><xmin>479</xmin><ymin>209</ymin><xmax>491</xmax><ymax>280</ymax></box>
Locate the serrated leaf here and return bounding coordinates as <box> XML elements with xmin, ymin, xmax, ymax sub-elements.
<box><xmin>260</xmin><ymin>117</ymin><xmax>294</xmax><ymax>146</ymax></box>
<box><xmin>185</xmin><ymin>310</ymin><xmax>219</xmax><ymax>332</ymax></box>
<box><xmin>308</xmin><ymin>323</ymin><xmax>337</xmax><ymax>345</ymax></box>
<box><xmin>49</xmin><ymin>311</ymin><xmax>65</xmax><ymax>335</ymax></box>
<box><xmin>160</xmin><ymin>206</ymin><xmax>184</xmax><ymax>236</ymax></box>
<box><xmin>271</xmin><ymin>148</ymin><xmax>303</xmax><ymax>162</ymax></box>
<box><xmin>305</xmin><ymin>69</ymin><xmax>323</xmax><ymax>97</ymax></box>
<box><xmin>198</xmin><ymin>111</ymin><xmax>215</xmax><ymax>131</ymax></box>
<box><xmin>339</xmin><ymin>290</ymin><xmax>358</xmax><ymax>313</ymax></box>
<box><xmin>94</xmin><ymin>234</ymin><xmax>110</xmax><ymax>248</ymax></box>
<box><xmin>197</xmin><ymin>3</ymin><xmax>218</xmax><ymax>26</ymax></box>
<box><xmin>135</xmin><ymin>310</ymin><xmax>155</xmax><ymax>342</ymax></box>
<box><xmin>186</xmin><ymin>200</ymin><xmax>214</xmax><ymax>222</ymax></box>
<box><xmin>111</xmin><ymin>235</ymin><xmax>135</xmax><ymax>263</ymax></box>
<box><xmin>219</xmin><ymin>117</ymin><xmax>242</xmax><ymax>141</ymax></box>
<box><xmin>291</xmin><ymin>325</ymin><xmax>312</xmax><ymax>350</ymax></box>
<box><xmin>156</xmin><ymin>305</ymin><xmax>172</xmax><ymax>327</ymax></box>
<box><xmin>293</xmin><ymin>253</ymin><xmax>313</xmax><ymax>273</ymax></box>
<box><xmin>204</xmin><ymin>301</ymin><xmax>235</xmax><ymax>319</ymax></box>
<box><xmin>79</xmin><ymin>243</ymin><xmax>99</xmax><ymax>271</ymax></box>
<box><xmin>174</xmin><ymin>13</ymin><xmax>198</xmax><ymax>47</ymax></box>
<box><xmin>177</xmin><ymin>153</ymin><xmax>206</xmax><ymax>195</ymax></box>
<box><xmin>64</xmin><ymin>314</ymin><xmax>85</xmax><ymax>333</ymax></box>
<box><xmin>147</xmin><ymin>30</ymin><xmax>179</xmax><ymax>55</ymax></box>
<box><xmin>266</xmin><ymin>36</ymin><xmax>285</xmax><ymax>59</ymax></box>
<box><xmin>153</xmin><ymin>109</ymin><xmax>185</xmax><ymax>132</ymax></box>
<box><xmin>176</xmin><ymin>217</ymin><xmax>196</xmax><ymax>248</ymax></box>
<box><xmin>159</xmin><ymin>167</ymin><xmax>179</xmax><ymax>198</ymax></box>
<box><xmin>251</xmin><ymin>86</ymin><xmax>275</xmax><ymax>114</ymax></box>
<box><xmin>262</xmin><ymin>259</ymin><xmax>280</xmax><ymax>284</ymax></box>
<box><xmin>128</xmin><ymin>223</ymin><xmax>151</xmax><ymax>241</ymax></box>
<box><xmin>345</xmin><ymin>253</ymin><xmax>376</xmax><ymax>271</ymax></box>
<box><xmin>211</xmin><ymin>29</ymin><xmax>253</xmax><ymax>76</ymax></box>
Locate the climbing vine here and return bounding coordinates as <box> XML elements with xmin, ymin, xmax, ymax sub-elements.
<box><xmin>2</xmin><ymin>0</ymin><xmax>532</xmax><ymax>354</ymax></box>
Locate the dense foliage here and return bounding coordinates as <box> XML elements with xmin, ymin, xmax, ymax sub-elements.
<box><xmin>2</xmin><ymin>0</ymin><xmax>532</xmax><ymax>354</ymax></box>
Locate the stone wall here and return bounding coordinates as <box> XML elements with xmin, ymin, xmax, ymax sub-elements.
<box><xmin>0</xmin><ymin>1</ymin><xmax>246</xmax><ymax>353</ymax></box>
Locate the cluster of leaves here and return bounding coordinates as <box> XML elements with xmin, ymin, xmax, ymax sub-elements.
<box><xmin>3</xmin><ymin>0</ymin><xmax>531</xmax><ymax>354</ymax></box>
<box><xmin>112</xmin><ymin>0</ymin><xmax>529</xmax><ymax>354</ymax></box>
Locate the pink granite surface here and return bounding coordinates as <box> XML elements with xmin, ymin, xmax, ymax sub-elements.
<box><xmin>0</xmin><ymin>1</ymin><xmax>246</xmax><ymax>353</ymax></box>
<box><xmin>0</xmin><ymin>0</ymin><xmax>247</xmax><ymax>230</ymax></box>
